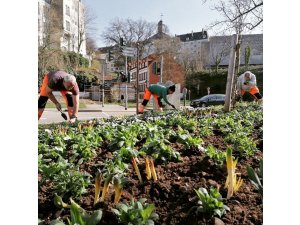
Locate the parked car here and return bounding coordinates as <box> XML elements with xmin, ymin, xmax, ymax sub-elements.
<box><xmin>190</xmin><ymin>94</ymin><xmax>225</xmax><ymax>108</ymax></box>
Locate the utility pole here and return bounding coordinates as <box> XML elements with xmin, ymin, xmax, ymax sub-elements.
<box><xmin>160</xmin><ymin>55</ymin><xmax>163</xmax><ymax>83</ymax></box>
<box><xmin>224</xmin><ymin>34</ymin><xmax>238</xmax><ymax>112</ymax></box>
<box><xmin>136</xmin><ymin>43</ymin><xmax>140</xmax><ymax>114</ymax></box>
<box><xmin>102</xmin><ymin>62</ymin><xmax>105</xmax><ymax>107</ymax></box>
<box><xmin>99</xmin><ymin>54</ymin><xmax>106</xmax><ymax>107</ymax></box>
<box><xmin>125</xmin><ymin>55</ymin><xmax>128</xmax><ymax>110</ymax></box>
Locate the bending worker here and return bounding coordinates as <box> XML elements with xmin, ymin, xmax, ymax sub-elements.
<box><xmin>38</xmin><ymin>70</ymin><xmax>80</xmax><ymax>123</ymax></box>
<box><xmin>237</xmin><ymin>71</ymin><xmax>263</xmax><ymax>103</ymax></box>
<box><xmin>138</xmin><ymin>81</ymin><xmax>176</xmax><ymax>113</ymax></box>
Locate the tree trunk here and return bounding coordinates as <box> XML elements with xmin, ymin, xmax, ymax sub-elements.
<box><xmin>224</xmin><ymin>34</ymin><xmax>238</xmax><ymax>112</ymax></box>
<box><xmin>231</xmin><ymin>35</ymin><xmax>241</xmax><ymax>106</ymax></box>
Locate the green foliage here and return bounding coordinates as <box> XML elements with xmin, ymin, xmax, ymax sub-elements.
<box><xmin>50</xmin><ymin>198</ymin><xmax>102</xmax><ymax>225</ymax></box>
<box><xmin>39</xmin><ymin>157</ymin><xmax>71</xmax><ymax>180</ymax></box>
<box><xmin>247</xmin><ymin>159</ymin><xmax>263</xmax><ymax>197</ymax></box>
<box><xmin>112</xmin><ymin>198</ymin><xmax>159</xmax><ymax>225</ymax></box>
<box><xmin>38</xmin><ymin>48</ymin><xmax>98</xmax><ymax>91</ymax></box>
<box><xmin>74</xmin><ymin>69</ymin><xmax>99</xmax><ymax>91</ymax></box>
<box><xmin>64</xmin><ymin>52</ymin><xmax>89</xmax><ymax>68</ymax></box>
<box><xmin>174</xmin><ymin>126</ymin><xmax>203</xmax><ymax>150</ymax></box>
<box><xmin>205</xmin><ymin>145</ymin><xmax>226</xmax><ymax>165</ymax></box>
<box><xmin>193</xmin><ymin>187</ymin><xmax>230</xmax><ymax>218</ymax></box>
<box><xmin>53</xmin><ymin>170</ymin><xmax>92</xmax><ymax>200</ymax></box>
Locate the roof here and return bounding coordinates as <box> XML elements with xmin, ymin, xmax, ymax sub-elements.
<box><xmin>176</xmin><ymin>30</ymin><xmax>208</xmax><ymax>42</ymax></box>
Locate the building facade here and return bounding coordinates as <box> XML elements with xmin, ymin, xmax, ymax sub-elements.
<box><xmin>176</xmin><ymin>29</ymin><xmax>263</xmax><ymax>67</ymax></box>
<box><xmin>38</xmin><ymin>0</ymin><xmax>87</xmax><ymax>56</ymax></box>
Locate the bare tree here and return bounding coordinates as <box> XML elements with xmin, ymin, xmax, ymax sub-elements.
<box><xmin>86</xmin><ymin>35</ymin><xmax>97</xmax><ymax>56</ymax></box>
<box><xmin>101</xmin><ymin>18</ymin><xmax>157</xmax><ymax>54</ymax></box>
<box><xmin>204</xmin><ymin>0</ymin><xmax>263</xmax><ymax>107</ymax></box>
<box><xmin>203</xmin><ymin>0</ymin><xmax>263</xmax><ymax>32</ymax></box>
<box><xmin>208</xmin><ymin>36</ymin><xmax>231</xmax><ymax>73</ymax></box>
<box><xmin>77</xmin><ymin>4</ymin><xmax>98</xmax><ymax>55</ymax></box>
<box><xmin>38</xmin><ymin>1</ymin><xmax>64</xmax><ymax>75</ymax></box>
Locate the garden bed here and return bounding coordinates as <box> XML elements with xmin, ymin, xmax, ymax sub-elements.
<box><xmin>38</xmin><ymin>103</ymin><xmax>263</xmax><ymax>225</ymax></box>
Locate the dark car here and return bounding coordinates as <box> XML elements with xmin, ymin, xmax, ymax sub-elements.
<box><xmin>190</xmin><ymin>94</ymin><xmax>225</xmax><ymax>108</ymax></box>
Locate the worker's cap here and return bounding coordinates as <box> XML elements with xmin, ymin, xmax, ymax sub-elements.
<box><xmin>63</xmin><ymin>74</ymin><xmax>77</xmax><ymax>84</ymax></box>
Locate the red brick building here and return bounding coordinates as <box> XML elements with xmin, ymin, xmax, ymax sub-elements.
<box><xmin>128</xmin><ymin>53</ymin><xmax>184</xmax><ymax>100</ymax></box>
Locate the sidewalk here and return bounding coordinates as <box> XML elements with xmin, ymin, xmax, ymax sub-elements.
<box><xmin>39</xmin><ymin>103</ymin><xmax>192</xmax><ymax>124</ymax></box>
<box><xmin>78</xmin><ymin>103</ymin><xmax>137</xmax><ymax>112</ymax></box>
<box><xmin>39</xmin><ymin>104</ymin><xmax>137</xmax><ymax>124</ymax></box>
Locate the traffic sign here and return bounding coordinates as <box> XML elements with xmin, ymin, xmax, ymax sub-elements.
<box><xmin>122</xmin><ymin>47</ymin><xmax>136</xmax><ymax>57</ymax></box>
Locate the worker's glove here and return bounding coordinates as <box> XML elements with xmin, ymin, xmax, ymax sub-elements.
<box><xmin>170</xmin><ymin>104</ymin><xmax>176</xmax><ymax>109</ymax></box>
<box><xmin>55</xmin><ymin>102</ymin><xmax>62</xmax><ymax>111</ymax></box>
<box><xmin>70</xmin><ymin>115</ymin><xmax>77</xmax><ymax>123</ymax></box>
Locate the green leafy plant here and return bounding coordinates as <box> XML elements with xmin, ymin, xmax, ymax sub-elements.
<box><xmin>50</xmin><ymin>198</ymin><xmax>102</xmax><ymax>225</ymax></box>
<box><xmin>52</xmin><ymin>170</ymin><xmax>92</xmax><ymax>200</ymax></box>
<box><xmin>205</xmin><ymin>145</ymin><xmax>226</xmax><ymax>166</ymax></box>
<box><xmin>176</xmin><ymin>126</ymin><xmax>203</xmax><ymax>150</ymax></box>
<box><xmin>193</xmin><ymin>187</ymin><xmax>230</xmax><ymax>218</ymax></box>
<box><xmin>39</xmin><ymin>157</ymin><xmax>71</xmax><ymax>180</ymax></box>
<box><xmin>99</xmin><ymin>159</ymin><xmax>129</xmax><ymax>202</ymax></box>
<box><xmin>247</xmin><ymin>159</ymin><xmax>263</xmax><ymax>197</ymax></box>
<box><xmin>112</xmin><ymin>198</ymin><xmax>159</xmax><ymax>225</ymax></box>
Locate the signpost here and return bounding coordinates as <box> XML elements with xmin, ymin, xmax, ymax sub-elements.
<box><xmin>122</xmin><ymin>47</ymin><xmax>136</xmax><ymax>57</ymax></box>
<box><xmin>122</xmin><ymin>47</ymin><xmax>136</xmax><ymax>110</ymax></box>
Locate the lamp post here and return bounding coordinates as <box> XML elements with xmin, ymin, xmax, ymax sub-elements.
<box><xmin>160</xmin><ymin>54</ymin><xmax>163</xmax><ymax>83</ymax></box>
<box><xmin>102</xmin><ymin>62</ymin><xmax>105</xmax><ymax>107</ymax></box>
<box><xmin>125</xmin><ymin>55</ymin><xmax>128</xmax><ymax>110</ymax></box>
<box><xmin>99</xmin><ymin>54</ymin><xmax>106</xmax><ymax>107</ymax></box>
<box><xmin>135</xmin><ymin>43</ymin><xmax>139</xmax><ymax>114</ymax></box>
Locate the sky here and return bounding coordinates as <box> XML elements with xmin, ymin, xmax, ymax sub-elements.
<box><xmin>82</xmin><ymin>0</ymin><xmax>262</xmax><ymax>47</ymax></box>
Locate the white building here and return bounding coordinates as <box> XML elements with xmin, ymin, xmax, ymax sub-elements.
<box><xmin>38</xmin><ymin>0</ymin><xmax>87</xmax><ymax>56</ymax></box>
<box><xmin>176</xmin><ymin>30</ymin><xmax>263</xmax><ymax>67</ymax></box>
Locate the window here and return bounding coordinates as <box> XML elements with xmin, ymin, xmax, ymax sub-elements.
<box><xmin>152</xmin><ymin>62</ymin><xmax>161</xmax><ymax>75</ymax></box>
<box><xmin>66</xmin><ymin>20</ymin><xmax>70</xmax><ymax>31</ymax></box>
<box><xmin>66</xmin><ymin>5</ymin><xmax>70</xmax><ymax>16</ymax></box>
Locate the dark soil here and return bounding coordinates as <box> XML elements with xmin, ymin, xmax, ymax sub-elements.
<box><xmin>39</xmin><ymin>131</ymin><xmax>263</xmax><ymax>225</ymax></box>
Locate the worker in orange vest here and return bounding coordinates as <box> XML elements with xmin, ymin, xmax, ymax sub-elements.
<box><xmin>38</xmin><ymin>70</ymin><xmax>80</xmax><ymax>122</ymax></box>
<box><xmin>237</xmin><ymin>71</ymin><xmax>263</xmax><ymax>103</ymax></box>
